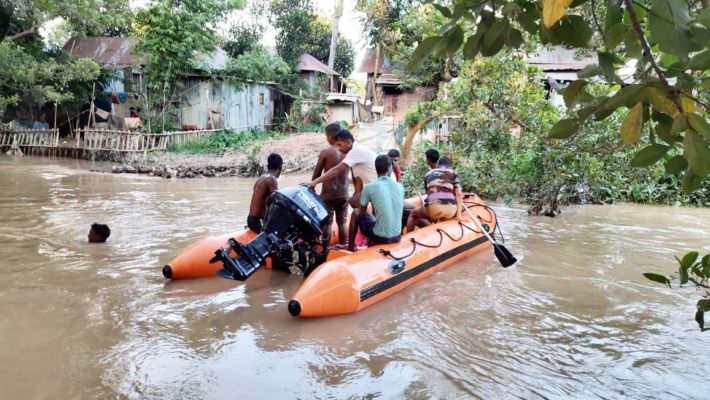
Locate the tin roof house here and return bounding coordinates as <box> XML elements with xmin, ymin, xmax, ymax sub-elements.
<box><xmin>63</xmin><ymin>37</ymin><xmax>287</xmax><ymax>131</ymax></box>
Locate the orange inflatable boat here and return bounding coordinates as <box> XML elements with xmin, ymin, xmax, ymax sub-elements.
<box><xmin>288</xmin><ymin>196</ymin><xmax>496</xmax><ymax>317</ymax></box>
<box><xmin>163</xmin><ymin>185</ymin><xmax>505</xmax><ymax>317</ymax></box>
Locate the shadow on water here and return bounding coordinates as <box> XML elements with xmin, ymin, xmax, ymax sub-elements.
<box><xmin>1</xmin><ymin>156</ymin><xmax>710</xmax><ymax>399</ymax></box>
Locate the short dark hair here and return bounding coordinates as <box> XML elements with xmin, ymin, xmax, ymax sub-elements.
<box><xmin>425</xmin><ymin>149</ymin><xmax>440</xmax><ymax>163</ymax></box>
<box><xmin>437</xmin><ymin>156</ymin><xmax>452</xmax><ymax>168</ymax></box>
<box><xmin>387</xmin><ymin>149</ymin><xmax>400</xmax><ymax>158</ymax></box>
<box><xmin>267</xmin><ymin>153</ymin><xmax>283</xmax><ymax>169</ymax></box>
<box><xmin>333</xmin><ymin>129</ymin><xmax>354</xmax><ymax>142</ymax></box>
<box><xmin>325</xmin><ymin>123</ymin><xmax>341</xmax><ymax>135</ymax></box>
<box><xmin>375</xmin><ymin>155</ymin><xmax>391</xmax><ymax>175</ymax></box>
<box><xmin>91</xmin><ymin>223</ymin><xmax>111</xmax><ymax>239</ymax></box>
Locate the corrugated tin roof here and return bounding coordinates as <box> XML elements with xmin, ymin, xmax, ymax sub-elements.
<box><xmin>326</xmin><ymin>93</ymin><xmax>359</xmax><ymax>102</ymax></box>
<box><xmin>527</xmin><ymin>46</ymin><xmax>596</xmax><ymax>71</ymax></box>
<box><xmin>63</xmin><ymin>37</ymin><xmax>137</xmax><ymax>67</ymax></box>
<box><xmin>375</xmin><ymin>73</ymin><xmax>403</xmax><ymax>86</ymax></box>
<box><xmin>358</xmin><ymin>48</ymin><xmax>395</xmax><ymax>74</ymax></box>
<box><xmin>296</xmin><ymin>53</ymin><xmax>339</xmax><ymax>75</ymax></box>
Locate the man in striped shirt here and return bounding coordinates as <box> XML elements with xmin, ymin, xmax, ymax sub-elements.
<box><xmin>406</xmin><ymin>156</ymin><xmax>463</xmax><ymax>232</ymax></box>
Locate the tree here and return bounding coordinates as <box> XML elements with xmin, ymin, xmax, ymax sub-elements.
<box><xmin>225</xmin><ymin>46</ymin><xmax>292</xmax><ymax>84</ymax></box>
<box><xmin>133</xmin><ymin>0</ymin><xmax>242</xmax><ymax>131</ymax></box>
<box><xmin>412</xmin><ymin>0</ymin><xmax>710</xmax><ymax>330</ymax></box>
<box><xmin>413</xmin><ymin>0</ymin><xmax>709</xmax><ymax>192</ymax></box>
<box><xmin>0</xmin><ymin>0</ymin><xmax>124</xmax><ymax>122</ymax></box>
<box><xmin>223</xmin><ymin>0</ymin><xmax>267</xmax><ymax>58</ymax></box>
<box><xmin>270</xmin><ymin>0</ymin><xmax>355</xmax><ymax>77</ymax></box>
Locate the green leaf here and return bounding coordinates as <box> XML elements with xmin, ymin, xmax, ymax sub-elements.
<box><xmin>481</xmin><ymin>19</ymin><xmax>508</xmax><ymax>56</ymax></box>
<box><xmin>444</xmin><ymin>26</ymin><xmax>464</xmax><ymax>55</ymax></box>
<box><xmin>549</xmin><ymin>118</ymin><xmax>581</xmax><ymax>139</ymax></box>
<box><xmin>679</xmin><ymin>264</ymin><xmax>689</xmax><ymax>285</ymax></box>
<box><xmin>605</xmin><ymin>0</ymin><xmax>623</xmax><ymax>30</ymax></box>
<box><xmin>624</xmin><ymin>32</ymin><xmax>643</xmax><ymax>59</ymax></box>
<box><xmin>463</xmin><ymin>32</ymin><xmax>484</xmax><ymax>60</ymax></box>
<box><xmin>517</xmin><ymin>5</ymin><xmax>538</xmax><ymax>34</ymax></box>
<box><xmin>698</xmin><ymin>7</ymin><xmax>710</xmax><ymax>28</ymax></box>
<box><xmin>671</xmin><ymin>113</ymin><xmax>688</xmax><ymax>134</ymax></box>
<box><xmin>682</xmin><ymin>171</ymin><xmax>702</xmax><ymax>193</ymax></box>
<box><xmin>621</xmin><ymin>103</ymin><xmax>644</xmax><ymax>145</ymax></box>
<box><xmin>680</xmin><ymin>251</ymin><xmax>698</xmax><ymax>268</ymax></box>
<box><xmin>608</xmin><ymin>85</ymin><xmax>645</xmax><ymax>109</ymax></box>
<box><xmin>561</xmin><ymin>80</ymin><xmax>588</xmax><ymax>108</ymax></box>
<box><xmin>645</xmin><ymin>87</ymin><xmax>677</xmax><ymax>116</ymax></box>
<box><xmin>665</xmin><ymin>155</ymin><xmax>688</xmax><ymax>174</ymax></box>
<box><xmin>683</xmin><ymin>131</ymin><xmax>710</xmax><ymax>178</ymax></box>
<box><xmin>549</xmin><ymin>15</ymin><xmax>593</xmax><ymax>47</ymax></box>
<box><xmin>648</xmin><ymin>0</ymin><xmax>691</xmax><ymax>59</ymax></box>
<box><xmin>409</xmin><ymin>36</ymin><xmax>444</xmax><ymax>68</ymax></box>
<box><xmin>598</xmin><ymin>51</ymin><xmax>621</xmax><ymax>83</ymax></box>
<box><xmin>432</xmin><ymin>4</ymin><xmax>452</xmax><ymax>18</ymax></box>
<box><xmin>688</xmin><ymin>49</ymin><xmax>710</xmax><ymax>70</ymax></box>
<box><xmin>577</xmin><ymin>105</ymin><xmax>597</xmax><ymax>121</ymax></box>
<box><xmin>686</xmin><ymin>113</ymin><xmax>710</xmax><ymax>141</ymax></box>
<box><xmin>577</xmin><ymin>64</ymin><xmax>601</xmax><ymax>78</ymax></box>
<box><xmin>506</xmin><ymin>28</ymin><xmax>524</xmax><ymax>49</ymax></box>
<box><xmin>695</xmin><ymin>309</ymin><xmax>705</xmax><ymax>331</ymax></box>
<box><xmin>698</xmin><ymin>299</ymin><xmax>710</xmax><ymax>313</ymax></box>
<box><xmin>702</xmin><ymin>255</ymin><xmax>710</xmax><ymax>276</ymax></box>
<box><xmin>643</xmin><ymin>272</ymin><xmax>671</xmax><ymax>287</ymax></box>
<box><xmin>630</xmin><ymin>144</ymin><xmax>671</xmax><ymax>167</ymax></box>
<box><xmin>605</xmin><ymin>23</ymin><xmax>628</xmax><ymax>50</ymax></box>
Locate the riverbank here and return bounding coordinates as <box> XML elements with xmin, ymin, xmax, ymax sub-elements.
<box><xmin>106</xmin><ymin>131</ymin><xmax>325</xmax><ymax>178</ymax></box>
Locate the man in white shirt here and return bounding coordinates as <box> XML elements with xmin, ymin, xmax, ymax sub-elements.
<box><xmin>306</xmin><ymin>129</ymin><xmax>378</xmax><ymax>248</ymax></box>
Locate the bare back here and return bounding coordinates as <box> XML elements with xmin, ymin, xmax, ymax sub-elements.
<box><xmin>312</xmin><ymin>145</ymin><xmax>348</xmax><ymax>200</ymax></box>
<box><xmin>249</xmin><ymin>174</ymin><xmax>278</xmax><ymax>218</ymax></box>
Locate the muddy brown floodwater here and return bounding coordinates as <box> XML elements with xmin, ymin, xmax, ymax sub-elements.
<box><xmin>1</xmin><ymin>156</ymin><xmax>709</xmax><ymax>399</ymax></box>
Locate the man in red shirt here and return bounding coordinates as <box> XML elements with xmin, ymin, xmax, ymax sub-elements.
<box><xmin>387</xmin><ymin>149</ymin><xmax>402</xmax><ymax>182</ymax></box>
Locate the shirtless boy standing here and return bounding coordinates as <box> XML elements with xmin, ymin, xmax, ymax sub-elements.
<box><xmin>247</xmin><ymin>153</ymin><xmax>283</xmax><ymax>233</ymax></box>
<box><xmin>312</xmin><ymin>123</ymin><xmax>349</xmax><ymax>245</ymax></box>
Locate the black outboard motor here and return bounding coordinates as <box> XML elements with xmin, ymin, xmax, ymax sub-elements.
<box><xmin>210</xmin><ymin>185</ymin><xmax>331</xmax><ymax>281</ymax></box>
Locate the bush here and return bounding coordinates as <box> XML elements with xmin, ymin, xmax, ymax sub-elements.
<box><xmin>400</xmin><ymin>54</ymin><xmax>710</xmax><ymax>212</ymax></box>
<box><xmin>167</xmin><ymin>129</ymin><xmax>282</xmax><ymax>154</ymax></box>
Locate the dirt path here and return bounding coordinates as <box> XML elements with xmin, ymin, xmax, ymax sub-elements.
<box><xmin>108</xmin><ymin>132</ymin><xmax>326</xmax><ymax>178</ymax></box>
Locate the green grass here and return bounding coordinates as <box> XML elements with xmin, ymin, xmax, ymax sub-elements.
<box><xmin>167</xmin><ymin>129</ymin><xmax>283</xmax><ymax>154</ymax></box>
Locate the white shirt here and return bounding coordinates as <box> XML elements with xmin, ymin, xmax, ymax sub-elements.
<box><xmin>342</xmin><ymin>141</ymin><xmax>378</xmax><ymax>185</ymax></box>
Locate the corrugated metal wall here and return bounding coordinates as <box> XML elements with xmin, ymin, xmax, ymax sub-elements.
<box><xmin>222</xmin><ymin>82</ymin><xmax>273</xmax><ymax>131</ymax></box>
<box><xmin>180</xmin><ymin>79</ymin><xmax>274</xmax><ymax>131</ymax></box>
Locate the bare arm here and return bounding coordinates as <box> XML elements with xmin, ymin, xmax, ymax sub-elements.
<box><xmin>308</xmin><ymin>162</ymin><xmax>349</xmax><ymax>188</ymax></box>
<box><xmin>455</xmin><ymin>186</ymin><xmax>463</xmax><ymax>221</ymax></box>
<box><xmin>358</xmin><ymin>204</ymin><xmax>368</xmax><ymax>216</ymax></box>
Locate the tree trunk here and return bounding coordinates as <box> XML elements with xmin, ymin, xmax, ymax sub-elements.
<box><xmin>327</xmin><ymin>0</ymin><xmax>344</xmax><ymax>92</ymax></box>
<box><xmin>372</xmin><ymin>43</ymin><xmax>381</xmax><ymax>109</ymax></box>
<box><xmin>5</xmin><ymin>28</ymin><xmax>38</xmax><ymax>41</ymax></box>
<box><xmin>443</xmin><ymin>56</ymin><xmax>452</xmax><ymax>82</ymax></box>
<box><xmin>401</xmin><ymin>118</ymin><xmax>430</xmax><ymax>166</ymax></box>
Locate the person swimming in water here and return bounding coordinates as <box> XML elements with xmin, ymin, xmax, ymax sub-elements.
<box><xmin>88</xmin><ymin>223</ymin><xmax>111</xmax><ymax>243</ymax></box>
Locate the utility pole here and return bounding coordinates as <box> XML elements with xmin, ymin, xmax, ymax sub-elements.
<box><xmin>327</xmin><ymin>0</ymin><xmax>344</xmax><ymax>93</ymax></box>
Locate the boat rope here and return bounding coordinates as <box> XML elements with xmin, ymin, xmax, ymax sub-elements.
<box><xmin>378</xmin><ymin>201</ymin><xmax>507</xmax><ymax>261</ymax></box>
<box><xmin>379</xmin><ymin>223</ymin><xmax>467</xmax><ymax>261</ymax></box>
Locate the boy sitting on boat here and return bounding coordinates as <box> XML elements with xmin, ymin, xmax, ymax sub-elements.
<box><xmin>406</xmin><ymin>156</ymin><xmax>463</xmax><ymax>232</ymax></box>
<box><xmin>353</xmin><ymin>155</ymin><xmax>405</xmax><ymax>251</ymax></box>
